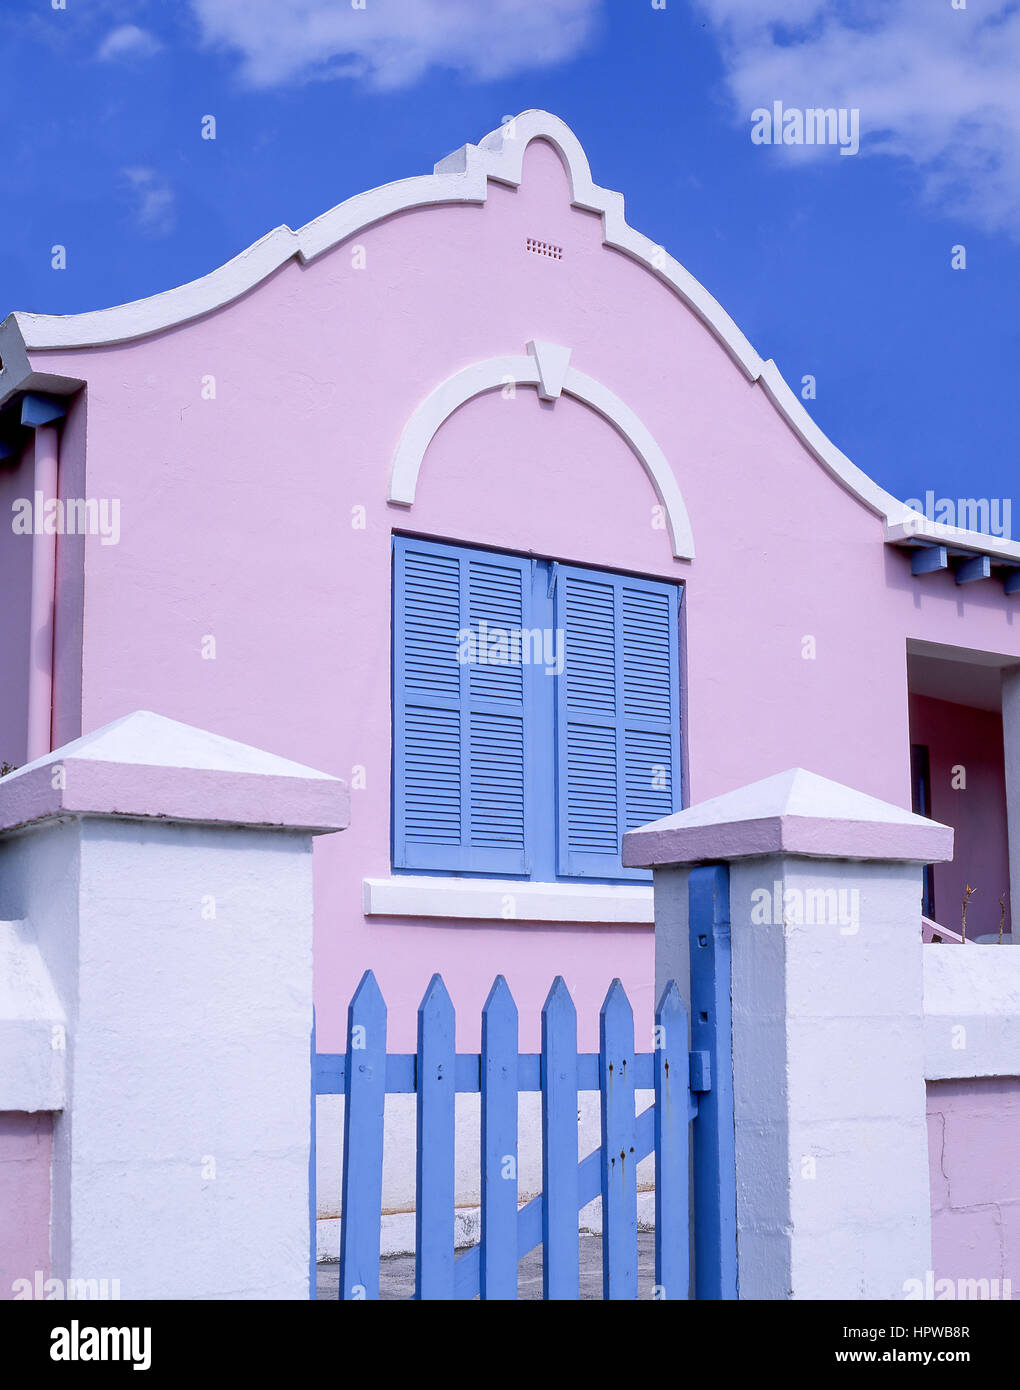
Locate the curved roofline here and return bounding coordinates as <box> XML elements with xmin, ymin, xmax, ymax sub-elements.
<box><xmin>1</xmin><ymin>107</ymin><xmax>1003</xmax><ymax>554</ymax></box>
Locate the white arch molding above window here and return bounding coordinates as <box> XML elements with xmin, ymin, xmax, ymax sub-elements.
<box><xmin>387</xmin><ymin>340</ymin><xmax>695</xmax><ymax>561</ymax></box>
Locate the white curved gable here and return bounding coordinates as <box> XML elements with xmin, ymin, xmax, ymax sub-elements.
<box><xmin>5</xmin><ymin>107</ymin><xmax>1004</xmax><ymax>555</ymax></box>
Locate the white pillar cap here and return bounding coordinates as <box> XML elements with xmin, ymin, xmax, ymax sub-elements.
<box><xmin>0</xmin><ymin>710</ymin><xmax>348</xmax><ymax>837</ymax></box>
<box><xmin>623</xmin><ymin>767</ymin><xmax>953</xmax><ymax>868</ymax></box>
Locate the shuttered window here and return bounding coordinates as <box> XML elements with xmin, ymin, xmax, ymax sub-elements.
<box><xmin>393</xmin><ymin>538</ymin><xmax>531</xmax><ymax>873</ymax></box>
<box><xmin>554</xmin><ymin>565</ymin><xmax>680</xmax><ymax>881</ymax></box>
<box><xmin>392</xmin><ymin>536</ymin><xmax>681</xmax><ymax>881</ymax></box>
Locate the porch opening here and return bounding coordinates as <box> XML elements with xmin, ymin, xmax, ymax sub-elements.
<box><xmin>907</xmin><ymin>639</ymin><xmax>1017</xmax><ymax>943</ymax></box>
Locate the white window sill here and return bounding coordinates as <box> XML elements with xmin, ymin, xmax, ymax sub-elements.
<box><xmin>362</xmin><ymin>876</ymin><xmax>654</xmax><ymax>924</ymax></box>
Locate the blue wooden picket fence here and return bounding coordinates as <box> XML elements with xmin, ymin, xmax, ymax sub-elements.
<box><xmin>311</xmin><ymin>862</ymin><xmax>738</xmax><ymax>1301</ymax></box>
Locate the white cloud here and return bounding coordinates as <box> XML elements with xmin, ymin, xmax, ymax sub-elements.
<box><xmin>189</xmin><ymin>0</ymin><xmax>600</xmax><ymax>90</ymax></box>
<box><xmin>98</xmin><ymin>24</ymin><xmax>163</xmax><ymax>62</ymax></box>
<box><xmin>123</xmin><ymin>168</ymin><xmax>175</xmax><ymax>237</ymax></box>
<box><xmin>695</xmin><ymin>0</ymin><xmax>1020</xmax><ymax>236</ymax></box>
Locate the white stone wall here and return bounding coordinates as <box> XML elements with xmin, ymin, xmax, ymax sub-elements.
<box><xmin>728</xmin><ymin>858</ymin><xmax>933</xmax><ymax>1299</ymax></box>
<box><xmin>923</xmin><ymin>945</ymin><xmax>1020</xmax><ymax>1080</ymax></box>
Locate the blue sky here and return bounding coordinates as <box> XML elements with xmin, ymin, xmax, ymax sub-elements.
<box><xmin>1</xmin><ymin>0</ymin><xmax>1017</xmax><ymax>521</ymax></box>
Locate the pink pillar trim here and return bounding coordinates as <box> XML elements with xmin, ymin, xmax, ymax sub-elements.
<box><xmin>27</xmin><ymin>424</ymin><xmax>58</xmax><ymax>762</ymax></box>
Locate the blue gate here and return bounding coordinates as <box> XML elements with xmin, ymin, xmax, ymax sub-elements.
<box><xmin>311</xmin><ymin>862</ymin><xmax>737</xmax><ymax>1300</ymax></box>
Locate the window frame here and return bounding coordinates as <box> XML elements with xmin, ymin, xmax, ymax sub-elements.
<box><xmin>391</xmin><ymin>533</ymin><xmax>683</xmax><ymax>885</ymax></box>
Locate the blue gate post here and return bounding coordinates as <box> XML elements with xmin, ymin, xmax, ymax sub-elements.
<box><xmin>688</xmin><ymin>864</ymin><xmax>738</xmax><ymax>1299</ymax></box>
<box><xmin>654</xmin><ymin>980</ymin><xmax>690</xmax><ymax>1301</ymax></box>
<box><xmin>309</xmin><ymin>1010</ymin><xmax>317</xmax><ymax>1300</ymax></box>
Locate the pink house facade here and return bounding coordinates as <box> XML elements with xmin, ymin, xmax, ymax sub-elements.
<box><xmin>0</xmin><ymin>111</ymin><xmax>1017</xmax><ymax>1296</ymax></box>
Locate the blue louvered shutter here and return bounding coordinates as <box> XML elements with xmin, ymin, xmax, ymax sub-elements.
<box><xmin>393</xmin><ymin>536</ymin><xmax>530</xmax><ymax>873</ymax></box>
<box><xmin>554</xmin><ymin>566</ymin><xmax>681</xmax><ymax>880</ymax></box>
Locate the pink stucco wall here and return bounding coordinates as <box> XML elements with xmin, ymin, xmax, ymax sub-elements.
<box><xmin>910</xmin><ymin>694</ymin><xmax>1010</xmax><ymax>939</ymax></box>
<box><xmin>0</xmin><ymin>1112</ymin><xmax>51</xmax><ymax>1298</ymax></box>
<box><xmin>8</xmin><ymin>136</ymin><xmax>1020</xmax><ymax>1050</ymax></box>
<box><xmin>928</xmin><ymin>1079</ymin><xmax>1020</xmax><ymax>1297</ymax></box>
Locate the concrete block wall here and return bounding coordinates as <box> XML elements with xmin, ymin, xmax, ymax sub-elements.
<box><xmin>927</xmin><ymin>1077</ymin><xmax>1020</xmax><ymax>1298</ymax></box>
<box><xmin>924</xmin><ymin>943</ymin><xmax>1020</xmax><ymax>1298</ymax></box>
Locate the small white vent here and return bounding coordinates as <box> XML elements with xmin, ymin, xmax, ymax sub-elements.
<box><xmin>526</xmin><ymin>237</ymin><xmax>563</xmax><ymax>260</ymax></box>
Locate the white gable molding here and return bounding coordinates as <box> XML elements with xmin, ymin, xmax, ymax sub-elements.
<box><xmin>4</xmin><ymin>111</ymin><xmax>762</xmax><ymax>374</ymax></box>
<box><xmin>755</xmin><ymin>360</ymin><xmax>914</xmax><ymax>525</ymax></box>
<box><xmin>388</xmin><ymin>342</ymin><xmax>696</xmax><ymax>560</ymax></box>
<box><xmin>5</xmin><ymin>107</ymin><xmax>1015</xmax><ymax>559</ymax></box>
